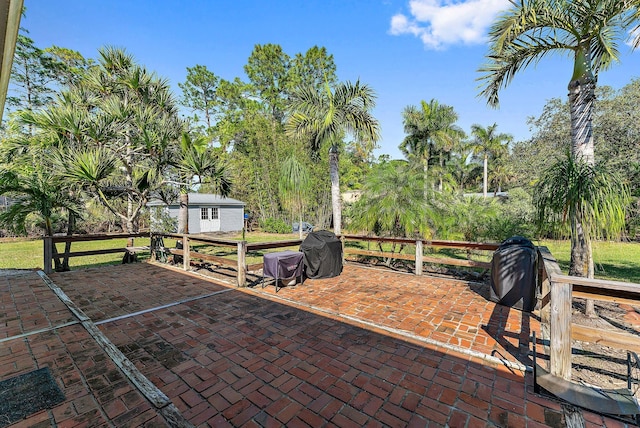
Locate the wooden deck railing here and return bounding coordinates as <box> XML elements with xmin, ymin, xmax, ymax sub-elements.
<box><xmin>45</xmin><ymin>232</ymin><xmax>501</xmax><ymax>287</ymax></box>
<box><xmin>342</xmin><ymin>234</ymin><xmax>498</xmax><ymax>274</ymax></box>
<box><xmin>150</xmin><ymin>232</ymin><xmax>303</xmax><ymax>286</ymax></box>
<box><xmin>538</xmin><ymin>246</ymin><xmax>640</xmax><ymax>381</ymax></box>
<box><xmin>43</xmin><ymin>232</ymin><xmax>150</xmax><ymax>274</ymax></box>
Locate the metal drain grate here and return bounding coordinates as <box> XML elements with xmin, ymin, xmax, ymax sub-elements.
<box><xmin>0</xmin><ymin>367</ymin><xmax>65</xmax><ymax>427</ymax></box>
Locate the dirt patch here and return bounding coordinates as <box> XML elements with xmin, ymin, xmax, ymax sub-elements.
<box><xmin>570</xmin><ymin>299</ymin><xmax>640</xmax><ymax>397</ymax></box>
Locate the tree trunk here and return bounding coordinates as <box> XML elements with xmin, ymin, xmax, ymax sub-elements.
<box><xmin>568</xmin><ymin>84</ymin><xmax>595</xmax><ymax>165</ymax></box>
<box><xmin>569</xmin><ymin>216</ymin><xmax>590</xmax><ymax>277</ymax></box>
<box><xmin>178</xmin><ymin>191</ymin><xmax>189</xmax><ymax>234</ymax></box>
<box><xmin>44</xmin><ymin>217</ymin><xmax>63</xmax><ymax>272</ymax></box>
<box><xmin>61</xmin><ymin>210</ymin><xmax>75</xmax><ymax>272</ymax></box>
<box><xmin>483</xmin><ymin>154</ymin><xmax>488</xmax><ymax>198</ymax></box>
<box><xmin>329</xmin><ymin>145</ymin><xmax>342</xmax><ymax>235</ymax></box>
<box><xmin>125</xmin><ymin>137</ymin><xmax>135</xmax><ymax>233</ymax></box>
<box><xmin>422</xmin><ymin>157</ymin><xmax>430</xmax><ymax>199</ymax></box>
<box><xmin>568</xmin><ymin>44</ymin><xmax>597</xmax><ymax>316</ymax></box>
<box><xmin>438</xmin><ymin>153</ymin><xmax>444</xmax><ymax>192</ymax></box>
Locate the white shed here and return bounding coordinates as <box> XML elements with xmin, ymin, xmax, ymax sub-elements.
<box><xmin>148</xmin><ymin>193</ymin><xmax>245</xmax><ymax>233</ymax></box>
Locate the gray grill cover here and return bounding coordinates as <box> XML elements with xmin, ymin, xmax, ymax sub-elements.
<box><xmin>300</xmin><ymin>230</ymin><xmax>343</xmax><ymax>279</ymax></box>
<box><xmin>263</xmin><ymin>251</ymin><xmax>304</xmax><ymax>281</ymax></box>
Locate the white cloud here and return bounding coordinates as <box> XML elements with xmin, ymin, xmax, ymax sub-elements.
<box><xmin>390</xmin><ymin>0</ymin><xmax>511</xmax><ymax>50</ymax></box>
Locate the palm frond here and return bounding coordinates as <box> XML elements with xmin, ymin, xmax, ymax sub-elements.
<box><xmin>479</xmin><ymin>0</ymin><xmax>640</xmax><ymax>106</ymax></box>
<box><xmin>534</xmin><ymin>152</ymin><xmax>629</xmax><ymax>239</ymax></box>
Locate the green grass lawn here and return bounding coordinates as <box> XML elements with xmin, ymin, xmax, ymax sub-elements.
<box><xmin>2</xmin><ymin>234</ymin><xmax>639</xmax><ymax>284</ymax></box>
<box><xmin>0</xmin><ymin>238</ymin><xmax>148</xmax><ymax>270</ymax></box>
<box><xmin>537</xmin><ymin>239</ymin><xmax>640</xmax><ymax>283</ymax></box>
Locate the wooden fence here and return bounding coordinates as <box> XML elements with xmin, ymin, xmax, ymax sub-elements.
<box><xmin>44</xmin><ymin>232</ymin><xmax>500</xmax><ymax>287</ymax></box>
<box><xmin>538</xmin><ymin>246</ymin><xmax>640</xmax><ymax>381</ymax></box>
<box><xmin>342</xmin><ymin>234</ymin><xmax>498</xmax><ymax>274</ymax></box>
<box><xmin>149</xmin><ymin>232</ymin><xmax>304</xmax><ymax>286</ymax></box>
<box><xmin>140</xmin><ymin>233</ymin><xmax>498</xmax><ymax>286</ymax></box>
<box><xmin>43</xmin><ymin>232</ymin><xmax>149</xmax><ymax>274</ymax></box>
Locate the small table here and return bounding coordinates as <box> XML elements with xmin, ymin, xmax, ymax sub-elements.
<box><xmin>262</xmin><ymin>250</ymin><xmax>304</xmax><ymax>292</ymax></box>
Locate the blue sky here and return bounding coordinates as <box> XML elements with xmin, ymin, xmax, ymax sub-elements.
<box><xmin>22</xmin><ymin>0</ymin><xmax>640</xmax><ymax>159</ymax></box>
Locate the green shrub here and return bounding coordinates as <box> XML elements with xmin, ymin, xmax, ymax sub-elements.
<box><xmin>485</xmin><ymin>187</ymin><xmax>536</xmax><ymax>241</ymax></box>
<box><xmin>259</xmin><ymin>217</ymin><xmax>290</xmax><ymax>234</ymax></box>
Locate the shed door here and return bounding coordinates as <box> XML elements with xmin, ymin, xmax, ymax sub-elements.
<box><xmin>199</xmin><ymin>207</ymin><xmax>220</xmax><ymax>232</ymax></box>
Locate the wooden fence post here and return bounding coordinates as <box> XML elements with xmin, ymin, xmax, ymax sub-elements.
<box><xmin>149</xmin><ymin>233</ymin><xmax>156</xmax><ymax>262</ymax></box>
<box><xmin>415</xmin><ymin>240</ymin><xmax>423</xmax><ymax>276</ymax></box>
<box><xmin>550</xmin><ymin>279</ymin><xmax>572</xmax><ymax>380</ymax></box>
<box><xmin>237</xmin><ymin>241</ymin><xmax>247</xmax><ymax>287</ymax></box>
<box><xmin>539</xmin><ymin>259</ymin><xmax>551</xmax><ymax>371</ymax></box>
<box><xmin>182</xmin><ymin>235</ymin><xmax>190</xmax><ymax>271</ymax></box>
<box><xmin>43</xmin><ymin>237</ymin><xmax>53</xmax><ymax>274</ymax></box>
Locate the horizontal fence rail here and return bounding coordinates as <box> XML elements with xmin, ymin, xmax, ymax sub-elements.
<box><xmin>43</xmin><ymin>232</ymin><xmax>150</xmax><ymax>274</ymax></box>
<box><xmin>538</xmin><ymin>246</ymin><xmax>640</xmax><ymax>381</ymax></box>
<box><xmin>342</xmin><ymin>234</ymin><xmax>498</xmax><ymax>274</ymax></box>
<box><xmin>150</xmin><ymin>232</ymin><xmax>303</xmax><ymax>286</ymax></box>
<box><xmin>45</xmin><ymin>232</ymin><xmax>502</xmax><ymax>287</ymax></box>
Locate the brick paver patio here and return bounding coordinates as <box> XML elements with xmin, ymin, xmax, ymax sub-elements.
<box><xmin>0</xmin><ymin>262</ymin><xmax>632</xmax><ymax>427</ymax></box>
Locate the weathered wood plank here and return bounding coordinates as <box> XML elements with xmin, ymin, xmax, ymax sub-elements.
<box><xmin>552</xmin><ymin>273</ymin><xmax>640</xmax><ymax>295</ymax></box>
<box><xmin>550</xmin><ymin>280</ymin><xmax>572</xmax><ymax>380</ymax></box>
<box><xmin>237</xmin><ymin>241</ymin><xmax>247</xmax><ymax>287</ymax></box>
<box><xmin>168</xmin><ymin>250</ymin><xmax>236</xmax><ymax>268</ymax></box>
<box><xmin>415</xmin><ymin>240</ymin><xmax>423</xmax><ymax>276</ymax></box>
<box><xmin>341</xmin><ymin>234</ymin><xmax>500</xmax><ymax>251</ymax></box>
<box><xmin>36</xmin><ymin>271</ymin><xmax>193</xmax><ymax>427</ymax></box>
<box><xmin>538</xmin><ymin>246</ymin><xmax>561</xmax><ymax>372</ymax></box>
<box><xmin>428</xmin><ymin>240</ymin><xmax>499</xmax><ymax>251</ymax></box>
<box><xmin>182</xmin><ymin>235</ymin><xmax>190</xmax><ymax>271</ymax></box>
<box><xmin>342</xmin><ymin>234</ymin><xmax>415</xmax><ymax>244</ymax></box>
<box><xmin>572</xmin><ymin>324</ymin><xmax>640</xmax><ymax>354</ymax></box>
<box><xmin>421</xmin><ymin>256</ymin><xmax>491</xmax><ymax>269</ymax></box>
<box><xmin>154</xmin><ymin>232</ymin><xmax>238</xmax><ymax>247</ymax></box>
<box><xmin>246</xmin><ymin>240</ymin><xmax>303</xmax><ymax>251</ymax></box>
<box><xmin>344</xmin><ymin>248</ymin><xmax>491</xmax><ymax>268</ymax></box>
<box><xmin>124</xmin><ymin>246</ymin><xmax>150</xmax><ymax>253</ymax></box>
<box><xmin>188</xmin><ymin>236</ymin><xmax>238</xmax><ymax>247</ymax></box>
<box><xmin>51</xmin><ymin>232</ymin><xmax>149</xmax><ymax>243</ymax></box>
<box><xmin>344</xmin><ymin>248</ymin><xmax>414</xmax><ymax>261</ymax></box>
<box><xmin>58</xmin><ymin>248</ymin><xmax>128</xmax><ymax>258</ymax></box>
<box><xmin>572</xmin><ymin>290</ymin><xmax>640</xmax><ymax>307</ymax></box>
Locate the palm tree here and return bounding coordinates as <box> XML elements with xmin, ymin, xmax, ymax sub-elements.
<box><xmin>470</xmin><ymin>123</ymin><xmax>511</xmax><ymax>197</ymax></box>
<box><xmin>80</xmin><ymin>47</ymin><xmax>183</xmax><ymax>232</ymax></box>
<box><xmin>174</xmin><ymin>133</ymin><xmax>231</xmax><ymax>234</ymax></box>
<box><xmin>448</xmin><ymin>140</ymin><xmax>480</xmax><ymax>192</ymax></box>
<box><xmin>400</xmin><ymin>99</ymin><xmax>463</xmax><ymax>196</ymax></box>
<box><xmin>286</xmin><ymin>80</ymin><xmax>380</xmax><ymax>235</ymax></box>
<box><xmin>491</xmin><ymin>156</ymin><xmax>516</xmax><ymax>195</ymax></box>
<box><xmin>535</xmin><ymin>154</ymin><xmax>628</xmax><ymax>315</ymax></box>
<box><xmin>478</xmin><ymin>0</ymin><xmax>640</xmax><ymax>279</ymax></box>
<box><xmin>0</xmin><ymin>167</ymin><xmax>80</xmax><ymax>272</ymax></box>
<box><xmin>279</xmin><ymin>155</ymin><xmax>311</xmax><ymax>239</ymax></box>
<box><xmin>350</xmin><ymin>160</ymin><xmax>433</xmax><ymax>265</ymax></box>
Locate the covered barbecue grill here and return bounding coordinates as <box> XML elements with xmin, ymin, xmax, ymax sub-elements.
<box><xmin>300</xmin><ymin>230</ymin><xmax>343</xmax><ymax>279</ymax></box>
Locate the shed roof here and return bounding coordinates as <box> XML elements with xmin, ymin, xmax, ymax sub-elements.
<box><xmin>147</xmin><ymin>193</ymin><xmax>245</xmax><ymax>207</ymax></box>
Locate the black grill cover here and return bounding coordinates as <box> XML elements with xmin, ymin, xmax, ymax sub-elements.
<box><xmin>490</xmin><ymin>236</ymin><xmax>538</xmax><ymax>312</ymax></box>
<box><xmin>300</xmin><ymin>230</ymin><xmax>343</xmax><ymax>279</ymax></box>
